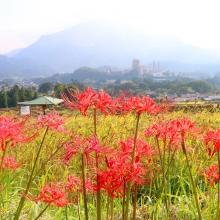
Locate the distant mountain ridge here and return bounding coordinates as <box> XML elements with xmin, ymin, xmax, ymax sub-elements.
<box><xmin>0</xmin><ymin>55</ymin><xmax>56</xmax><ymax>79</ymax></box>
<box><xmin>4</xmin><ymin>48</ymin><xmax>23</xmax><ymax>57</ymax></box>
<box><xmin>6</xmin><ymin>19</ymin><xmax>220</xmax><ymax>74</ymax></box>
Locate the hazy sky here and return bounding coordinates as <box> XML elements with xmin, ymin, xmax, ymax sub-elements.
<box><xmin>1</xmin><ymin>0</ymin><xmax>220</xmax><ymax>54</ymax></box>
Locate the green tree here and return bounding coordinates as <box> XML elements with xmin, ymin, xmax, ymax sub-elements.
<box><xmin>8</xmin><ymin>85</ymin><xmax>19</xmax><ymax>107</ymax></box>
<box><xmin>19</xmin><ymin>87</ymin><xmax>26</xmax><ymax>102</ymax></box>
<box><xmin>155</xmin><ymin>88</ymin><xmax>168</xmax><ymax>94</ymax></box>
<box><xmin>33</xmin><ymin>91</ymin><xmax>38</xmax><ymax>99</ymax></box>
<box><xmin>115</xmin><ymin>79</ymin><xmax>121</xmax><ymax>84</ymax></box>
<box><xmin>25</xmin><ymin>88</ymin><xmax>36</xmax><ymax>101</ymax></box>
<box><xmin>2</xmin><ymin>92</ymin><xmax>8</xmax><ymax>108</ymax></box>
<box><xmin>11</xmin><ymin>90</ymin><xmax>19</xmax><ymax>107</ymax></box>
<box><xmin>54</xmin><ymin>83</ymin><xmax>65</xmax><ymax>98</ymax></box>
<box><xmin>39</xmin><ymin>82</ymin><xmax>54</xmax><ymax>93</ymax></box>
<box><xmin>138</xmin><ymin>82</ymin><xmax>148</xmax><ymax>90</ymax></box>
<box><xmin>187</xmin><ymin>80</ymin><xmax>216</xmax><ymax>93</ymax></box>
<box><xmin>177</xmin><ymin>86</ymin><xmax>194</xmax><ymax>96</ymax></box>
<box><xmin>0</xmin><ymin>92</ymin><xmax>3</xmax><ymax>108</ymax></box>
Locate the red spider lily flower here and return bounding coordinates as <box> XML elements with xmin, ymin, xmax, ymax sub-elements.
<box><xmin>35</xmin><ymin>183</ymin><xmax>69</xmax><ymax>207</ymax></box>
<box><xmin>122</xmin><ymin>95</ymin><xmax>159</xmax><ymax>115</ymax></box>
<box><xmin>97</xmin><ymin>169</ymin><xmax>124</xmax><ymax>198</ymax></box>
<box><xmin>204</xmin><ymin>129</ymin><xmax>220</xmax><ymax>157</ymax></box>
<box><xmin>37</xmin><ymin>110</ymin><xmax>66</xmax><ymax>133</ymax></box>
<box><xmin>84</xmin><ymin>178</ymin><xmax>96</xmax><ymax>192</ymax></box>
<box><xmin>62</xmin><ymin>87</ymin><xmax>96</xmax><ymax>116</ymax></box>
<box><xmin>109</xmin><ymin>89</ymin><xmax>129</xmax><ymax>115</ymax></box>
<box><xmin>0</xmin><ymin>116</ymin><xmax>38</xmax><ymax>151</ymax></box>
<box><xmin>63</xmin><ymin>135</ymin><xmax>103</xmax><ymax>165</ymax></box>
<box><xmin>94</xmin><ymin>89</ymin><xmax>113</xmax><ymax>115</ymax></box>
<box><xmin>145</xmin><ymin>120</ymin><xmax>182</xmax><ymax>148</ymax></box>
<box><xmin>169</xmin><ymin>118</ymin><xmax>197</xmax><ymax>140</ymax></box>
<box><xmin>65</xmin><ymin>175</ymin><xmax>81</xmax><ymax>192</ymax></box>
<box><xmin>204</xmin><ymin>165</ymin><xmax>220</xmax><ymax>186</ymax></box>
<box><xmin>0</xmin><ymin>156</ymin><xmax>19</xmax><ymax>171</ymax></box>
<box><xmin>145</xmin><ymin>121</ymin><xmax>171</xmax><ymax>141</ymax></box>
<box><xmin>97</xmin><ymin>153</ymin><xmax>147</xmax><ymax>198</ymax></box>
<box><xmin>62</xmin><ymin>87</ymin><xmax>113</xmax><ymax>116</ymax></box>
<box><xmin>65</xmin><ymin>175</ymin><xmax>96</xmax><ymax>194</ymax></box>
<box><xmin>120</xmin><ymin>137</ymin><xmax>154</xmax><ymax>159</ymax></box>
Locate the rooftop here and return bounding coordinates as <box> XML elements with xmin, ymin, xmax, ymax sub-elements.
<box><xmin>18</xmin><ymin>96</ymin><xmax>63</xmax><ymax>106</ymax></box>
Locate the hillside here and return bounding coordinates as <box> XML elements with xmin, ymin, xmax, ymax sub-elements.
<box><xmin>0</xmin><ymin>55</ymin><xmax>56</xmax><ymax>79</ymax></box>
<box><xmin>32</xmin><ymin>66</ymin><xmax>123</xmax><ymax>84</ymax></box>
<box><xmin>4</xmin><ymin>48</ymin><xmax>23</xmax><ymax>57</ymax></box>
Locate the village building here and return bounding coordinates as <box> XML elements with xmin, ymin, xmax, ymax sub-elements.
<box><xmin>18</xmin><ymin>96</ymin><xmax>63</xmax><ymax>116</ymax></box>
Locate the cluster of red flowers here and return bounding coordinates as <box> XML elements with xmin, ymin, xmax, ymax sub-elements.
<box><xmin>61</xmin><ymin>132</ymin><xmax>154</xmax><ymax>198</ymax></box>
<box><xmin>170</xmin><ymin>118</ymin><xmax>197</xmax><ymax>140</ymax></box>
<box><xmin>0</xmin><ymin>156</ymin><xmax>19</xmax><ymax>171</ymax></box>
<box><xmin>202</xmin><ymin>128</ymin><xmax>220</xmax><ymax>186</ymax></box>
<box><xmin>62</xmin><ymin>86</ymin><xmax>160</xmax><ymax>116</ymax></box>
<box><xmin>0</xmin><ymin>116</ymin><xmax>37</xmax><ymax>151</ymax></box>
<box><xmin>145</xmin><ymin>118</ymin><xmax>197</xmax><ymax>145</ymax></box>
<box><xmin>204</xmin><ymin>129</ymin><xmax>220</xmax><ymax>157</ymax></box>
<box><xmin>98</xmin><ymin>155</ymin><xmax>144</xmax><ymax>198</ymax></box>
<box><xmin>63</xmin><ymin>134</ymin><xmax>103</xmax><ymax>166</ymax></box>
<box><xmin>122</xmin><ymin>95</ymin><xmax>159</xmax><ymax>115</ymax></box>
<box><xmin>0</xmin><ymin>111</ymin><xmax>70</xmax><ymax>214</ymax></box>
<box><xmin>120</xmin><ymin>137</ymin><xmax>154</xmax><ymax>159</ymax></box>
<box><xmin>34</xmin><ymin>183</ymin><xmax>69</xmax><ymax>207</ymax></box>
<box><xmin>37</xmin><ymin>110</ymin><xmax>66</xmax><ymax>133</ymax></box>
<box><xmin>97</xmin><ymin>137</ymin><xmax>154</xmax><ymax>198</ymax></box>
<box><xmin>204</xmin><ymin>165</ymin><xmax>220</xmax><ymax>186</ymax></box>
<box><xmin>65</xmin><ymin>175</ymin><xmax>95</xmax><ymax>194</ymax></box>
<box><xmin>26</xmin><ymin>175</ymin><xmax>96</xmax><ymax>208</ymax></box>
<box><xmin>61</xmin><ymin>87</ymin><xmax>113</xmax><ymax>116</ymax></box>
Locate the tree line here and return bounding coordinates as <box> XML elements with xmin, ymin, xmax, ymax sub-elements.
<box><xmin>101</xmin><ymin>78</ymin><xmax>218</xmax><ymax>96</ymax></box>
<box><xmin>1</xmin><ymin>78</ymin><xmax>217</xmax><ymax>108</ymax></box>
<box><xmin>0</xmin><ymin>85</ymin><xmax>38</xmax><ymax>108</ymax></box>
<box><xmin>38</xmin><ymin>80</ymin><xmax>85</xmax><ymax>98</ymax></box>
<box><xmin>0</xmin><ymin>80</ymin><xmax>86</xmax><ymax>108</ymax></box>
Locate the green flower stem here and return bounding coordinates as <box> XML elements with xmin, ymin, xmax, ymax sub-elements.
<box><xmin>216</xmin><ymin>151</ymin><xmax>220</xmax><ymax>220</ymax></box>
<box><xmin>93</xmin><ymin>107</ymin><xmax>101</xmax><ymax>220</ymax></box>
<box><xmin>106</xmin><ymin>194</ymin><xmax>110</xmax><ymax>220</ymax></box>
<box><xmin>162</xmin><ymin>139</ymin><xmax>169</xmax><ymax>217</ymax></box>
<box><xmin>125</xmin><ymin>113</ymin><xmax>140</xmax><ymax>220</ymax></box>
<box><xmin>0</xmin><ymin>144</ymin><xmax>7</xmax><ymax>220</ymax></box>
<box><xmin>166</xmin><ymin>137</ymin><xmax>174</xmax><ymax>218</ymax></box>
<box><xmin>181</xmin><ymin>139</ymin><xmax>202</xmax><ymax>220</ymax></box>
<box><xmin>81</xmin><ymin>154</ymin><xmax>89</xmax><ymax>220</ymax></box>
<box><xmin>122</xmin><ymin>179</ymin><xmax>126</xmax><ymax>220</ymax></box>
<box><xmin>165</xmin><ymin>144</ymin><xmax>178</xmax><ymax>177</ymax></box>
<box><xmin>65</xmin><ymin>206</ymin><xmax>69</xmax><ymax>220</ymax></box>
<box><xmin>34</xmin><ymin>203</ymin><xmax>50</xmax><ymax>220</ymax></box>
<box><xmin>33</xmin><ymin>144</ymin><xmax>63</xmax><ymax>180</ymax></box>
<box><xmin>93</xmin><ymin>107</ymin><xmax>97</xmax><ymax>136</ymax></box>
<box><xmin>0</xmin><ymin>144</ymin><xmax>7</xmax><ymax>173</ymax></box>
<box><xmin>156</xmin><ymin>135</ymin><xmax>169</xmax><ymax>216</ymax></box>
<box><xmin>77</xmin><ymin>191</ymin><xmax>81</xmax><ymax>220</ymax></box>
<box><xmin>209</xmin><ymin>185</ymin><xmax>212</xmax><ymax>220</ymax></box>
<box><xmin>155</xmin><ymin>137</ymin><xmax>163</xmax><ymax>169</ymax></box>
<box><xmin>110</xmin><ymin>196</ymin><xmax>114</xmax><ymax>220</ymax></box>
<box><xmin>132</xmin><ymin>184</ymin><xmax>137</xmax><ymax>220</ymax></box>
<box><xmin>14</xmin><ymin>126</ymin><xmax>49</xmax><ymax>220</ymax></box>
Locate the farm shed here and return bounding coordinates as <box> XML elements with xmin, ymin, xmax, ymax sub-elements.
<box><xmin>18</xmin><ymin>96</ymin><xmax>64</xmax><ymax>116</ymax></box>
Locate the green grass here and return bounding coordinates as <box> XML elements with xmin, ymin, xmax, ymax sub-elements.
<box><xmin>1</xmin><ymin>109</ymin><xmax>220</xmax><ymax>219</ymax></box>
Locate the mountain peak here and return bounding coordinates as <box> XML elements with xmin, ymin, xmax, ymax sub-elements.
<box><xmin>13</xmin><ymin>20</ymin><xmax>220</xmax><ymax>72</ymax></box>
